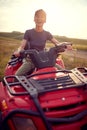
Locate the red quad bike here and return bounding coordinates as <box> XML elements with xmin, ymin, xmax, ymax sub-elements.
<box><xmin>0</xmin><ymin>43</ymin><xmax>87</xmax><ymax>130</ymax></box>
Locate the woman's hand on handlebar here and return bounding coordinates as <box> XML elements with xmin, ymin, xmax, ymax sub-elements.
<box><xmin>64</xmin><ymin>42</ymin><xmax>72</xmax><ymax>50</ymax></box>
<box><xmin>59</xmin><ymin>42</ymin><xmax>73</xmax><ymax>50</ymax></box>
<box><xmin>55</xmin><ymin>42</ymin><xmax>73</xmax><ymax>53</ymax></box>
<box><xmin>66</xmin><ymin>44</ymin><xmax>72</xmax><ymax>50</ymax></box>
<box><xmin>13</xmin><ymin>50</ymin><xmax>20</xmax><ymax>57</ymax></box>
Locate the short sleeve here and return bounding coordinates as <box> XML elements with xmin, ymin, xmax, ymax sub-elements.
<box><xmin>47</xmin><ymin>32</ymin><xmax>53</xmax><ymax>41</ymax></box>
<box><xmin>23</xmin><ymin>30</ymin><xmax>29</xmax><ymax>40</ymax></box>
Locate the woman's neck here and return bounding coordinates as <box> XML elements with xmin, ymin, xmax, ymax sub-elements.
<box><xmin>35</xmin><ymin>26</ymin><xmax>43</xmax><ymax>32</ymax></box>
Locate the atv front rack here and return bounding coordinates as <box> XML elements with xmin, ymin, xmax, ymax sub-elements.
<box><xmin>4</xmin><ymin>67</ymin><xmax>87</xmax><ymax>96</ymax></box>
<box><xmin>3</xmin><ymin>67</ymin><xmax>87</xmax><ymax>130</ymax></box>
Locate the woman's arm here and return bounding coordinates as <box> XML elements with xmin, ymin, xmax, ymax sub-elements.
<box><xmin>51</xmin><ymin>37</ymin><xmax>60</xmax><ymax>46</ymax></box>
<box><xmin>51</xmin><ymin>37</ymin><xmax>72</xmax><ymax>50</ymax></box>
<box><xmin>14</xmin><ymin>39</ymin><xmax>27</xmax><ymax>57</ymax></box>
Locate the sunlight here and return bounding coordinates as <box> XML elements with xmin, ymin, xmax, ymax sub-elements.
<box><xmin>0</xmin><ymin>0</ymin><xmax>87</xmax><ymax>39</ymax></box>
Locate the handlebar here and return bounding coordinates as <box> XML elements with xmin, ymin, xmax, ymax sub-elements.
<box><xmin>56</xmin><ymin>42</ymin><xmax>72</xmax><ymax>48</ymax></box>
<box><xmin>54</xmin><ymin>42</ymin><xmax>72</xmax><ymax>53</ymax></box>
<box><xmin>10</xmin><ymin>42</ymin><xmax>72</xmax><ymax>68</ymax></box>
<box><xmin>20</xmin><ymin>42</ymin><xmax>72</xmax><ymax>57</ymax></box>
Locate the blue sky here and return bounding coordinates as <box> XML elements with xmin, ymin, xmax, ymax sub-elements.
<box><xmin>0</xmin><ymin>0</ymin><xmax>87</xmax><ymax>39</ymax></box>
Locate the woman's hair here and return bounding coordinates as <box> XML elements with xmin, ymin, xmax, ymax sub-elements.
<box><xmin>34</xmin><ymin>9</ymin><xmax>46</xmax><ymax>18</ymax></box>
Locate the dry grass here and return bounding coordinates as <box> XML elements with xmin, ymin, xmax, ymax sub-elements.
<box><xmin>0</xmin><ymin>37</ymin><xmax>21</xmax><ymax>79</ymax></box>
<box><xmin>0</xmin><ymin>37</ymin><xmax>87</xmax><ymax>80</ymax></box>
<box><xmin>62</xmin><ymin>54</ymin><xmax>87</xmax><ymax>69</ymax></box>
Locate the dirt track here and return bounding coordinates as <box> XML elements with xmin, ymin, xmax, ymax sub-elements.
<box><xmin>63</xmin><ymin>50</ymin><xmax>87</xmax><ymax>60</ymax></box>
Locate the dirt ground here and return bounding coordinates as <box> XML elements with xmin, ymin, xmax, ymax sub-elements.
<box><xmin>63</xmin><ymin>50</ymin><xmax>87</xmax><ymax>60</ymax></box>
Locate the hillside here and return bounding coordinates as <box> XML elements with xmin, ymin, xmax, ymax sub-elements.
<box><xmin>0</xmin><ymin>31</ymin><xmax>87</xmax><ymax>50</ymax></box>
<box><xmin>0</xmin><ymin>31</ymin><xmax>24</xmax><ymax>40</ymax></box>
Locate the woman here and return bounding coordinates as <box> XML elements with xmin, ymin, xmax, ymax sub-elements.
<box><xmin>14</xmin><ymin>9</ymin><xmax>70</xmax><ymax>76</ymax></box>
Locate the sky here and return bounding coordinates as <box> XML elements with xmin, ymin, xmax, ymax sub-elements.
<box><xmin>0</xmin><ymin>0</ymin><xmax>87</xmax><ymax>39</ymax></box>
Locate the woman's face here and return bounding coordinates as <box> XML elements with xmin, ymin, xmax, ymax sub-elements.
<box><xmin>34</xmin><ymin>13</ymin><xmax>46</xmax><ymax>27</ymax></box>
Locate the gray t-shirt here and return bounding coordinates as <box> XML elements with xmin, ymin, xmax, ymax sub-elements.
<box><xmin>24</xmin><ymin>29</ymin><xmax>53</xmax><ymax>51</ymax></box>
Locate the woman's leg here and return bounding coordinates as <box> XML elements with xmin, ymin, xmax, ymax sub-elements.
<box><xmin>15</xmin><ymin>59</ymin><xmax>35</xmax><ymax>76</ymax></box>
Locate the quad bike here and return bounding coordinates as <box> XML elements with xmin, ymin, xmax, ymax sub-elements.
<box><xmin>0</xmin><ymin>43</ymin><xmax>87</xmax><ymax>130</ymax></box>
